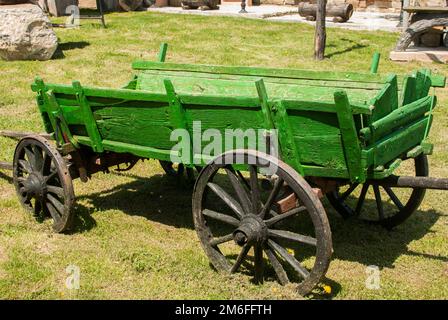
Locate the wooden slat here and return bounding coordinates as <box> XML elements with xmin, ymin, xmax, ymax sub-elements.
<box><xmin>132</xmin><ymin>61</ymin><xmax>387</xmax><ymax>84</ymax></box>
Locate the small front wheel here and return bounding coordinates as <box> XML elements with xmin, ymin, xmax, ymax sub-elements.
<box><xmin>192</xmin><ymin>150</ymin><xmax>332</xmax><ymax>296</ymax></box>
<box><xmin>13</xmin><ymin>136</ymin><xmax>75</xmax><ymax>233</ymax></box>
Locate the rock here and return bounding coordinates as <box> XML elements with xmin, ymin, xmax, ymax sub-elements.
<box><xmin>0</xmin><ymin>4</ymin><xmax>58</xmax><ymax>61</ymax></box>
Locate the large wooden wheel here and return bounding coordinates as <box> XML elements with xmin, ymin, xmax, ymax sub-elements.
<box><xmin>192</xmin><ymin>150</ymin><xmax>332</xmax><ymax>296</ymax></box>
<box><xmin>13</xmin><ymin>136</ymin><xmax>75</xmax><ymax>233</ymax></box>
<box><xmin>327</xmin><ymin>154</ymin><xmax>428</xmax><ymax>229</ymax></box>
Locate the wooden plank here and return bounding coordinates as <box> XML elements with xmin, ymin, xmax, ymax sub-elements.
<box><xmin>164</xmin><ymin>79</ymin><xmax>194</xmax><ymax>164</ymax></box>
<box><xmin>31</xmin><ymin>83</ymin><xmax>169</xmax><ymax>103</ymax></box>
<box><xmin>360</xmin><ymin>95</ymin><xmax>433</xmax><ymax>143</ymax></box>
<box><xmin>334</xmin><ymin>90</ymin><xmax>363</xmax><ymax>182</ymax></box>
<box><xmin>139</xmin><ymin>69</ymin><xmax>385</xmax><ymax>90</ymax></box>
<box><xmin>370</xmin><ymin>74</ymin><xmax>398</xmax><ymax>122</ymax></box>
<box><xmin>74</xmin><ymin>136</ymin><xmax>175</xmax><ymax>162</ymax></box>
<box><xmin>271</xmin><ymin>101</ymin><xmax>304</xmax><ymax>175</ymax></box>
<box><xmin>73</xmin><ymin>81</ymin><xmax>104</xmax><ymax>153</ymax></box>
<box><xmin>281</xmin><ymin>99</ymin><xmax>372</xmax><ymax>115</ymax></box>
<box><xmin>136</xmin><ymin>73</ymin><xmax>378</xmax><ymax>105</ymax></box>
<box><xmin>365</xmin><ymin>116</ymin><xmax>430</xmax><ymax>167</ymax></box>
<box><xmin>158</xmin><ymin>43</ymin><xmax>168</xmax><ymax>63</ymax></box>
<box><xmin>255</xmin><ymin>79</ymin><xmax>275</xmax><ymax>129</ymax></box>
<box><xmin>132</xmin><ymin>61</ymin><xmax>387</xmax><ymax>84</ymax></box>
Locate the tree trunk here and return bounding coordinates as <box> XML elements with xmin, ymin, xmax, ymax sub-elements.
<box><xmin>314</xmin><ymin>0</ymin><xmax>326</xmax><ymax>60</ymax></box>
<box><xmin>299</xmin><ymin>2</ymin><xmax>353</xmax><ymax>23</ymax></box>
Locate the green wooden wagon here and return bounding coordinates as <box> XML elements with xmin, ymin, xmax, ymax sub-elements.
<box><xmin>1</xmin><ymin>44</ymin><xmax>447</xmax><ymax>295</ymax></box>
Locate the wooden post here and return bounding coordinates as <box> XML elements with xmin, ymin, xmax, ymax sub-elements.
<box><xmin>402</xmin><ymin>0</ymin><xmax>410</xmax><ymax>30</ymax></box>
<box><xmin>314</xmin><ymin>0</ymin><xmax>327</xmax><ymax>60</ymax></box>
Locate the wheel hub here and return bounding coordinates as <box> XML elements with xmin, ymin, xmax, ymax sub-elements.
<box><xmin>23</xmin><ymin>173</ymin><xmax>45</xmax><ymax>199</ymax></box>
<box><xmin>233</xmin><ymin>215</ymin><xmax>267</xmax><ymax>246</ymax></box>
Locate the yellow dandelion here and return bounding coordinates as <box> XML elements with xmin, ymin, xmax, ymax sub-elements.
<box><xmin>287</xmin><ymin>248</ymin><xmax>295</xmax><ymax>256</ymax></box>
<box><xmin>323</xmin><ymin>285</ymin><xmax>332</xmax><ymax>294</ymax></box>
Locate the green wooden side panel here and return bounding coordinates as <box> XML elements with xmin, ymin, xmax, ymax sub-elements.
<box><xmin>286</xmin><ymin>109</ymin><xmax>348</xmax><ymax>172</ymax></box>
<box><xmin>93</xmin><ymin>103</ymin><xmax>175</xmax><ymax>151</ymax></box>
<box><xmin>182</xmin><ymin>105</ymin><xmax>267</xmax><ymax>163</ymax></box>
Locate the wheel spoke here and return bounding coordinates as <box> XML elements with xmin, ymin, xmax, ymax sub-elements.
<box><xmin>264</xmin><ymin>247</ymin><xmax>289</xmax><ymax>285</ymax></box>
<box><xmin>260</xmin><ymin>177</ymin><xmax>284</xmax><ymax>219</ymax></box>
<box><xmin>225</xmin><ymin>168</ymin><xmax>251</xmax><ymax>215</ymax></box>
<box><xmin>18</xmin><ymin>160</ymin><xmax>32</xmax><ymax>174</ymax></box>
<box><xmin>383</xmin><ymin>186</ymin><xmax>404</xmax><ymax>210</ymax></box>
<box><xmin>24</xmin><ymin>147</ymin><xmax>36</xmax><ymax>171</ymax></box>
<box><xmin>249</xmin><ymin>165</ymin><xmax>261</xmax><ymax>214</ymax></box>
<box><xmin>202</xmin><ymin>209</ymin><xmax>240</xmax><ymax>227</ymax></box>
<box><xmin>268</xmin><ymin>239</ymin><xmax>310</xmax><ymax>280</ymax></box>
<box><xmin>45</xmin><ymin>201</ymin><xmax>61</xmax><ymax>222</ymax></box>
<box><xmin>230</xmin><ymin>244</ymin><xmax>251</xmax><ymax>273</ymax></box>
<box><xmin>41</xmin><ymin>152</ymin><xmax>52</xmax><ymax>175</ymax></box>
<box><xmin>207</xmin><ymin>182</ymin><xmax>244</xmax><ymax>219</ymax></box>
<box><xmin>31</xmin><ymin>145</ymin><xmax>44</xmax><ymax>173</ymax></box>
<box><xmin>341</xmin><ymin>183</ymin><xmax>358</xmax><ymax>201</ymax></box>
<box><xmin>264</xmin><ymin>206</ymin><xmax>307</xmax><ymax>227</ymax></box>
<box><xmin>46</xmin><ymin>193</ymin><xmax>65</xmax><ymax>216</ymax></box>
<box><xmin>236</xmin><ymin>170</ymin><xmax>251</xmax><ymax>190</ymax></box>
<box><xmin>209</xmin><ymin>233</ymin><xmax>234</xmax><ymax>247</ymax></box>
<box><xmin>33</xmin><ymin>199</ymin><xmax>42</xmax><ymax>215</ymax></box>
<box><xmin>268</xmin><ymin>229</ymin><xmax>317</xmax><ymax>246</ymax></box>
<box><xmin>254</xmin><ymin>244</ymin><xmax>264</xmax><ymax>284</ymax></box>
<box><xmin>47</xmin><ymin>185</ymin><xmax>65</xmax><ymax>199</ymax></box>
<box><xmin>373</xmin><ymin>185</ymin><xmax>385</xmax><ymax>220</ymax></box>
<box><xmin>43</xmin><ymin>171</ymin><xmax>58</xmax><ymax>184</ymax></box>
<box><xmin>355</xmin><ymin>184</ymin><xmax>369</xmax><ymax>216</ymax></box>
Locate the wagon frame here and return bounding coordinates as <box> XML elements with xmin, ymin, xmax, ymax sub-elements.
<box><xmin>1</xmin><ymin>44</ymin><xmax>447</xmax><ymax>296</ymax></box>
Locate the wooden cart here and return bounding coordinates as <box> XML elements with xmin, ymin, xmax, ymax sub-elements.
<box><xmin>1</xmin><ymin>44</ymin><xmax>447</xmax><ymax>295</ymax></box>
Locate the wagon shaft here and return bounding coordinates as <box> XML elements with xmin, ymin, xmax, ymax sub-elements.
<box><xmin>371</xmin><ymin>175</ymin><xmax>448</xmax><ymax>190</ymax></box>
<box><xmin>0</xmin><ymin>161</ymin><xmax>12</xmax><ymax>171</ymax></box>
<box><xmin>0</xmin><ymin>130</ymin><xmax>51</xmax><ymax>140</ymax></box>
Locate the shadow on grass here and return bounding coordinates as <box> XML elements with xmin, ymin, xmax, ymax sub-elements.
<box><xmin>325</xmin><ymin>38</ymin><xmax>369</xmax><ymax>59</ymax></box>
<box><xmin>0</xmin><ymin>170</ymin><xmax>13</xmax><ymax>184</ymax></box>
<box><xmin>72</xmin><ymin>173</ymin><xmax>444</xmax><ymax>296</ymax></box>
<box><xmin>53</xmin><ymin>41</ymin><xmax>91</xmax><ymax>60</ymax></box>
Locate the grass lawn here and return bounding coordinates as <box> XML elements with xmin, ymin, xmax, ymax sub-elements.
<box><xmin>0</xmin><ymin>12</ymin><xmax>447</xmax><ymax>300</ymax></box>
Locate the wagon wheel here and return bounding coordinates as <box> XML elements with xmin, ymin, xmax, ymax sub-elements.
<box><xmin>13</xmin><ymin>136</ymin><xmax>75</xmax><ymax>233</ymax></box>
<box><xmin>192</xmin><ymin>150</ymin><xmax>332</xmax><ymax>296</ymax></box>
<box><xmin>159</xmin><ymin>160</ymin><xmax>199</xmax><ymax>182</ymax></box>
<box><xmin>327</xmin><ymin>154</ymin><xmax>428</xmax><ymax>229</ymax></box>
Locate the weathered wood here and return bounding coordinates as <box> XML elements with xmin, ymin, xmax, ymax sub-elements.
<box><xmin>119</xmin><ymin>0</ymin><xmax>143</xmax><ymax>11</ymax></box>
<box><xmin>299</xmin><ymin>2</ymin><xmax>353</xmax><ymax>23</ymax></box>
<box><xmin>0</xmin><ymin>161</ymin><xmax>13</xmax><ymax>171</ymax></box>
<box><xmin>334</xmin><ymin>91</ymin><xmax>362</xmax><ymax>182</ymax></box>
<box><xmin>360</xmin><ymin>96</ymin><xmax>434</xmax><ymax>143</ymax></box>
<box><xmin>314</xmin><ymin>0</ymin><xmax>327</xmax><ymax>60</ymax></box>
<box><xmin>396</xmin><ymin>13</ymin><xmax>448</xmax><ymax>51</ymax></box>
<box><xmin>0</xmin><ymin>130</ymin><xmax>51</xmax><ymax>140</ymax></box>
<box><xmin>29</xmin><ymin>51</ymin><xmax>444</xmax><ymax>184</ymax></box>
<box><xmin>370</xmin><ymin>175</ymin><xmax>448</xmax><ymax>190</ymax></box>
